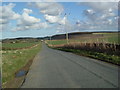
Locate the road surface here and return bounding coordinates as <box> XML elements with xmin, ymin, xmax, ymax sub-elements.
<box><xmin>21</xmin><ymin>43</ymin><xmax>118</xmax><ymax>88</ymax></box>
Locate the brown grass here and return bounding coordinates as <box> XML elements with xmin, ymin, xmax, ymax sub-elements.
<box><xmin>50</xmin><ymin>42</ymin><xmax>120</xmax><ymax>56</ymax></box>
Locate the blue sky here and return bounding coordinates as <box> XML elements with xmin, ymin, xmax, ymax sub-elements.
<box><xmin>1</xmin><ymin>2</ymin><xmax>118</xmax><ymax>39</ymax></box>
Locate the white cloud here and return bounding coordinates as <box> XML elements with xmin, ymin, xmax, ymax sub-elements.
<box><xmin>0</xmin><ymin>18</ymin><xmax>8</xmax><ymax>24</ymax></box>
<box><xmin>14</xmin><ymin>22</ymin><xmax>49</xmax><ymax>31</ymax></box>
<box><xmin>1</xmin><ymin>3</ymin><xmax>20</xmax><ymax>20</ymax></box>
<box><xmin>78</xmin><ymin>0</ymin><xmax>119</xmax><ymax>2</ymax></box>
<box><xmin>55</xmin><ymin>2</ymin><xmax>118</xmax><ymax>33</ymax></box>
<box><xmin>28</xmin><ymin>2</ymin><xmax>64</xmax><ymax>16</ymax></box>
<box><xmin>23</xmin><ymin>8</ymin><xmax>32</xmax><ymax>14</ymax></box>
<box><xmin>79</xmin><ymin>2</ymin><xmax>118</xmax><ymax>13</ymax></box>
<box><xmin>14</xmin><ymin>8</ymin><xmax>49</xmax><ymax>31</ymax></box>
<box><xmin>76</xmin><ymin>2</ymin><xmax>118</xmax><ymax>31</ymax></box>
<box><xmin>28</xmin><ymin>2</ymin><xmax>65</xmax><ymax>26</ymax></box>
<box><xmin>84</xmin><ymin>9</ymin><xmax>95</xmax><ymax>15</ymax></box>
<box><xmin>44</xmin><ymin>14</ymin><xmax>67</xmax><ymax>25</ymax></box>
<box><xmin>0</xmin><ymin>3</ymin><xmax>20</xmax><ymax>31</ymax></box>
<box><xmin>1</xmin><ymin>3</ymin><xmax>50</xmax><ymax>31</ymax></box>
<box><xmin>44</xmin><ymin>15</ymin><xmax>60</xmax><ymax>24</ymax></box>
<box><xmin>17</xmin><ymin>8</ymin><xmax>40</xmax><ymax>26</ymax></box>
<box><xmin>83</xmin><ymin>9</ymin><xmax>97</xmax><ymax>21</ymax></box>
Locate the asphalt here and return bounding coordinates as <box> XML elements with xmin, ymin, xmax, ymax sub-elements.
<box><xmin>21</xmin><ymin>43</ymin><xmax>119</xmax><ymax>88</ymax></box>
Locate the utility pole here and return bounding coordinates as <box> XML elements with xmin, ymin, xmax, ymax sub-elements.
<box><xmin>66</xmin><ymin>31</ymin><xmax>69</xmax><ymax>44</ymax></box>
<box><xmin>50</xmin><ymin>36</ymin><xmax>52</xmax><ymax>45</ymax></box>
<box><xmin>64</xmin><ymin>13</ymin><xmax>70</xmax><ymax>44</ymax></box>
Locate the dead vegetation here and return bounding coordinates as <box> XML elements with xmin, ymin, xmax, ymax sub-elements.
<box><xmin>50</xmin><ymin>42</ymin><xmax>120</xmax><ymax>56</ymax></box>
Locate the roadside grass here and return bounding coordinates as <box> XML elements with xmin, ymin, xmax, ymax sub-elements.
<box><xmin>56</xmin><ymin>48</ymin><xmax>120</xmax><ymax>65</ymax></box>
<box><xmin>2</xmin><ymin>42</ymin><xmax>38</xmax><ymax>49</ymax></box>
<box><xmin>2</xmin><ymin>42</ymin><xmax>41</xmax><ymax>86</ymax></box>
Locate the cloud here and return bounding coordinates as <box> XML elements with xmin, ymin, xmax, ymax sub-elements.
<box><xmin>83</xmin><ymin>9</ymin><xmax>97</xmax><ymax>21</ymax></box>
<box><xmin>119</xmin><ymin>1</ymin><xmax>120</xmax><ymax>10</ymax></box>
<box><xmin>28</xmin><ymin>2</ymin><xmax>64</xmax><ymax>16</ymax></box>
<box><xmin>0</xmin><ymin>3</ymin><xmax>51</xmax><ymax>31</ymax></box>
<box><xmin>50</xmin><ymin>2</ymin><xmax>118</xmax><ymax>33</ymax></box>
<box><xmin>14</xmin><ymin>8</ymin><xmax>49</xmax><ymax>31</ymax></box>
<box><xmin>1</xmin><ymin>3</ymin><xmax>20</xmax><ymax>20</ymax></box>
<box><xmin>44</xmin><ymin>14</ymin><xmax>60</xmax><ymax>24</ymax></box>
<box><xmin>14</xmin><ymin>22</ymin><xmax>49</xmax><ymax>31</ymax></box>
<box><xmin>78</xmin><ymin>0</ymin><xmax>119</xmax><ymax>2</ymax></box>
<box><xmin>80</xmin><ymin>2</ymin><xmax>117</xmax><ymax>11</ymax></box>
<box><xmin>28</xmin><ymin>2</ymin><xmax>66</xmax><ymax>25</ymax></box>
<box><xmin>0</xmin><ymin>18</ymin><xmax>8</xmax><ymax>24</ymax></box>
<box><xmin>0</xmin><ymin>3</ymin><xmax>20</xmax><ymax>30</ymax></box>
<box><xmin>0</xmin><ymin>3</ymin><xmax>52</xmax><ymax>31</ymax></box>
<box><xmin>44</xmin><ymin>14</ymin><xmax>67</xmax><ymax>25</ymax></box>
<box><xmin>76</xmin><ymin>2</ymin><xmax>118</xmax><ymax>31</ymax></box>
<box><xmin>17</xmin><ymin>8</ymin><xmax>40</xmax><ymax>26</ymax></box>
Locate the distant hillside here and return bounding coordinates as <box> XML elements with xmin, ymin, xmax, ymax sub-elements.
<box><xmin>2</xmin><ymin>31</ymin><xmax>119</xmax><ymax>41</ymax></box>
<box><xmin>50</xmin><ymin>31</ymin><xmax>118</xmax><ymax>40</ymax></box>
<box><xmin>2</xmin><ymin>37</ymin><xmax>40</xmax><ymax>43</ymax></box>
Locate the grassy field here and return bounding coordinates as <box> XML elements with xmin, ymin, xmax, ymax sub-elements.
<box><xmin>93</xmin><ymin>33</ymin><xmax>119</xmax><ymax>43</ymax></box>
<box><xmin>47</xmin><ymin>33</ymin><xmax>119</xmax><ymax>45</ymax></box>
<box><xmin>2</xmin><ymin>41</ymin><xmax>41</xmax><ymax>87</ymax></box>
<box><xmin>2</xmin><ymin>42</ymin><xmax>38</xmax><ymax>49</ymax></box>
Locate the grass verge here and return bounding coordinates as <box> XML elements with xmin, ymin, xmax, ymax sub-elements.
<box><xmin>2</xmin><ymin>42</ymin><xmax>41</xmax><ymax>88</ymax></box>
<box><xmin>52</xmin><ymin>47</ymin><xmax>120</xmax><ymax>66</ymax></box>
<box><xmin>2</xmin><ymin>42</ymin><xmax>39</xmax><ymax>50</ymax></box>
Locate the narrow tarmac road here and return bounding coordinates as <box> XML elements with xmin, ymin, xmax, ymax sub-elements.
<box><xmin>21</xmin><ymin>43</ymin><xmax>118</xmax><ymax>88</ymax></box>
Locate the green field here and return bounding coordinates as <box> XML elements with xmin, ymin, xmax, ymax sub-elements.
<box><xmin>47</xmin><ymin>33</ymin><xmax>119</xmax><ymax>45</ymax></box>
<box><xmin>47</xmin><ymin>40</ymin><xmax>67</xmax><ymax>45</ymax></box>
<box><xmin>93</xmin><ymin>33</ymin><xmax>119</xmax><ymax>43</ymax></box>
<box><xmin>2</xmin><ymin>42</ymin><xmax>38</xmax><ymax>49</ymax></box>
<box><xmin>2</xmin><ymin>41</ymin><xmax>41</xmax><ymax>87</ymax></box>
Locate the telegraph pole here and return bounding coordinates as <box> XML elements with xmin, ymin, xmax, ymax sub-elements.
<box><xmin>50</xmin><ymin>36</ymin><xmax>52</xmax><ymax>45</ymax></box>
<box><xmin>64</xmin><ymin>13</ymin><xmax>70</xmax><ymax>44</ymax></box>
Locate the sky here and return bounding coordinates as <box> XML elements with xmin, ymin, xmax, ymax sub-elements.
<box><xmin>0</xmin><ymin>1</ymin><xmax>119</xmax><ymax>39</ymax></box>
